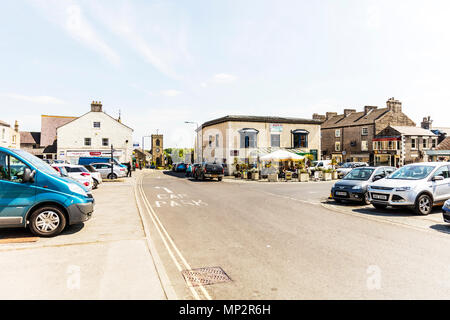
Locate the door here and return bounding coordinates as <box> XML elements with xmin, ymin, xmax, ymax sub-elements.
<box><xmin>0</xmin><ymin>151</ymin><xmax>36</xmax><ymax>226</ymax></box>
<box><xmin>431</xmin><ymin>165</ymin><xmax>450</xmax><ymax>201</ymax></box>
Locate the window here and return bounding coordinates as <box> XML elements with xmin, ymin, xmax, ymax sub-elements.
<box><xmin>411</xmin><ymin>138</ymin><xmax>417</xmax><ymax>149</ymax></box>
<box><xmin>0</xmin><ymin>152</ymin><xmax>28</xmax><ymax>183</ymax></box>
<box><xmin>422</xmin><ymin>138</ymin><xmax>428</xmax><ymax>149</ymax></box>
<box><xmin>432</xmin><ymin>138</ymin><xmax>437</xmax><ymax>148</ymax></box>
<box><xmin>271</xmin><ymin>134</ymin><xmax>280</xmax><ymax>147</ymax></box>
<box><xmin>102</xmin><ymin>138</ymin><xmax>109</xmax><ymax>147</ymax></box>
<box><xmin>239</xmin><ymin>129</ymin><xmax>258</xmax><ymax>148</ymax></box>
<box><xmin>361</xmin><ymin>127</ymin><xmax>369</xmax><ymax>136</ymax></box>
<box><xmin>433</xmin><ymin>166</ymin><xmax>450</xmax><ymax>179</ymax></box>
<box><xmin>93</xmin><ymin>122</ymin><xmax>101</xmax><ymax>128</ymax></box>
<box><xmin>12</xmin><ymin>135</ymin><xmax>16</xmax><ymax>143</ymax></box>
<box><xmin>335</xmin><ymin>142</ymin><xmax>341</xmax><ymax>151</ymax></box>
<box><xmin>208</xmin><ymin>135</ymin><xmax>213</xmax><ymax>147</ymax></box>
<box><xmin>361</xmin><ymin>140</ymin><xmax>368</xmax><ymax>151</ymax></box>
<box><xmin>335</xmin><ymin>129</ymin><xmax>341</xmax><ymax>137</ymax></box>
<box><xmin>292</xmin><ymin>129</ymin><xmax>309</xmax><ymax>148</ymax></box>
<box><xmin>84</xmin><ymin>138</ymin><xmax>91</xmax><ymax>146</ymax></box>
<box><xmin>216</xmin><ymin>134</ymin><xmax>220</xmax><ymax>147</ymax></box>
<box><xmin>156</xmin><ymin>139</ymin><xmax>160</xmax><ymax>147</ymax></box>
<box><xmin>1</xmin><ymin>128</ymin><xmax>5</xmax><ymax>140</ymax></box>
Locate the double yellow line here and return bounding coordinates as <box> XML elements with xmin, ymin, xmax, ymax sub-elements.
<box><xmin>136</xmin><ymin>173</ymin><xmax>212</xmax><ymax>300</ymax></box>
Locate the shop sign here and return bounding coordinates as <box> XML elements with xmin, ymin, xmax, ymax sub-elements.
<box><xmin>270</xmin><ymin>124</ymin><xmax>283</xmax><ymax>133</ymax></box>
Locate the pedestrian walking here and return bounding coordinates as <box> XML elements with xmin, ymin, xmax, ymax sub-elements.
<box><xmin>126</xmin><ymin>162</ymin><xmax>132</xmax><ymax>177</ymax></box>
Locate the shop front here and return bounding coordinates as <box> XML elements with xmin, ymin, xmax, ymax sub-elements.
<box><xmin>61</xmin><ymin>149</ymin><xmax>124</xmax><ymax>164</ymax></box>
<box><xmin>374</xmin><ymin>151</ymin><xmax>400</xmax><ymax>167</ymax></box>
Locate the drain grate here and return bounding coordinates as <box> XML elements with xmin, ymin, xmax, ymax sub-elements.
<box><xmin>181</xmin><ymin>267</ymin><xmax>231</xmax><ymax>287</ymax></box>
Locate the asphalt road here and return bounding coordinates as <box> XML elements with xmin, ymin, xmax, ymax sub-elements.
<box><xmin>139</xmin><ymin>170</ymin><xmax>450</xmax><ymax>299</ymax></box>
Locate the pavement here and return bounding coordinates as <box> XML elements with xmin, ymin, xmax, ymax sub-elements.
<box><xmin>138</xmin><ymin>170</ymin><xmax>450</xmax><ymax>300</ymax></box>
<box><xmin>0</xmin><ymin>171</ymin><xmax>169</xmax><ymax>300</ymax></box>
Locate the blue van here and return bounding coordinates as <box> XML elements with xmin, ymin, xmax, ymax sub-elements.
<box><xmin>78</xmin><ymin>157</ymin><xmax>126</xmax><ymax>168</ymax></box>
<box><xmin>0</xmin><ymin>147</ymin><xmax>94</xmax><ymax>237</ymax></box>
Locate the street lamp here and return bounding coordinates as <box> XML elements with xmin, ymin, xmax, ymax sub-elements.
<box><xmin>185</xmin><ymin>121</ymin><xmax>202</xmax><ymax>163</ymax></box>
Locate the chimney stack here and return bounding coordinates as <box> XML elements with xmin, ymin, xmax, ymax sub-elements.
<box><xmin>326</xmin><ymin>112</ymin><xmax>338</xmax><ymax>120</ymax></box>
<box><xmin>312</xmin><ymin>113</ymin><xmax>326</xmax><ymax>121</ymax></box>
<box><xmin>343</xmin><ymin>108</ymin><xmax>356</xmax><ymax>116</ymax></box>
<box><xmin>386</xmin><ymin>97</ymin><xmax>402</xmax><ymax>113</ymax></box>
<box><xmin>14</xmin><ymin>120</ymin><xmax>19</xmax><ymax>132</ymax></box>
<box><xmin>364</xmin><ymin>106</ymin><xmax>378</xmax><ymax>114</ymax></box>
<box><xmin>421</xmin><ymin>116</ymin><xmax>433</xmax><ymax>130</ymax></box>
<box><xmin>91</xmin><ymin>100</ymin><xmax>103</xmax><ymax>112</ymax></box>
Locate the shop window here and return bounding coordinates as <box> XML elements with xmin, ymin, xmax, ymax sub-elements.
<box><xmin>292</xmin><ymin>129</ymin><xmax>309</xmax><ymax>148</ymax></box>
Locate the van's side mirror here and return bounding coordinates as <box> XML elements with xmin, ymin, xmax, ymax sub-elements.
<box><xmin>432</xmin><ymin>175</ymin><xmax>445</xmax><ymax>181</ymax></box>
<box><xmin>23</xmin><ymin>168</ymin><xmax>35</xmax><ymax>183</ymax></box>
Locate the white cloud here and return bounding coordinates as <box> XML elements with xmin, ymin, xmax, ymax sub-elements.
<box><xmin>161</xmin><ymin>89</ymin><xmax>182</xmax><ymax>97</ymax></box>
<box><xmin>31</xmin><ymin>0</ymin><xmax>120</xmax><ymax>66</ymax></box>
<box><xmin>212</xmin><ymin>73</ymin><xmax>237</xmax><ymax>84</ymax></box>
<box><xmin>0</xmin><ymin>93</ymin><xmax>65</xmax><ymax>104</ymax></box>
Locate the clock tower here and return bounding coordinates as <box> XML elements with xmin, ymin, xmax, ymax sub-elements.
<box><xmin>151</xmin><ymin>134</ymin><xmax>164</xmax><ymax>167</ymax></box>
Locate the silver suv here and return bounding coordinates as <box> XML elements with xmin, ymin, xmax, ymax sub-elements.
<box><xmin>368</xmin><ymin>162</ymin><xmax>450</xmax><ymax>215</ymax></box>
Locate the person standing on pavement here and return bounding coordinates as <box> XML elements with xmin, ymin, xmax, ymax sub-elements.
<box><xmin>126</xmin><ymin>162</ymin><xmax>132</xmax><ymax>177</ymax></box>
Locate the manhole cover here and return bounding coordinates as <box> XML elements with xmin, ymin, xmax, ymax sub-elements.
<box><xmin>181</xmin><ymin>267</ymin><xmax>231</xmax><ymax>287</ymax></box>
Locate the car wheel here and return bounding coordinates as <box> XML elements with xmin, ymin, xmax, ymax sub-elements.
<box><xmin>29</xmin><ymin>206</ymin><xmax>66</xmax><ymax>237</ymax></box>
<box><xmin>361</xmin><ymin>192</ymin><xmax>370</xmax><ymax>205</ymax></box>
<box><xmin>218</xmin><ymin>177</ymin><xmax>222</xmax><ymax>181</ymax></box>
<box><xmin>93</xmin><ymin>179</ymin><xmax>98</xmax><ymax>189</ymax></box>
<box><xmin>107</xmin><ymin>173</ymin><xmax>118</xmax><ymax>179</ymax></box>
<box><xmin>372</xmin><ymin>203</ymin><xmax>387</xmax><ymax>209</ymax></box>
<box><xmin>415</xmin><ymin>194</ymin><xmax>432</xmax><ymax>215</ymax></box>
<box><xmin>334</xmin><ymin>199</ymin><xmax>342</xmax><ymax>203</ymax></box>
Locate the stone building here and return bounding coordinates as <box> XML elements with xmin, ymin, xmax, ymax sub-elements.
<box><xmin>0</xmin><ymin>120</ymin><xmax>20</xmax><ymax>149</ymax></box>
<box><xmin>195</xmin><ymin>115</ymin><xmax>323</xmax><ymax>175</ymax></box>
<box><xmin>373</xmin><ymin>125</ymin><xmax>437</xmax><ymax>166</ymax></box>
<box><xmin>426</xmin><ymin>136</ymin><xmax>450</xmax><ymax>162</ymax></box>
<box><xmin>57</xmin><ymin>101</ymin><xmax>133</xmax><ymax>164</ymax></box>
<box><xmin>151</xmin><ymin>134</ymin><xmax>164</xmax><ymax>167</ymax></box>
<box><xmin>20</xmin><ymin>131</ymin><xmax>42</xmax><ymax>157</ymax></box>
<box><xmin>314</xmin><ymin>98</ymin><xmax>416</xmax><ymax>164</ymax></box>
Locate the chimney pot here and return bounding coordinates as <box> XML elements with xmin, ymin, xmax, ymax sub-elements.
<box><xmin>91</xmin><ymin>100</ymin><xmax>103</xmax><ymax>112</ymax></box>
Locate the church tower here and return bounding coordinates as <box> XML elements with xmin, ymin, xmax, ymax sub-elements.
<box><xmin>151</xmin><ymin>134</ymin><xmax>163</xmax><ymax>166</ymax></box>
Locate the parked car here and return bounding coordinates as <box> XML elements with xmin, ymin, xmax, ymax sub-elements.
<box><xmin>331</xmin><ymin>166</ymin><xmax>395</xmax><ymax>204</ymax></box>
<box><xmin>90</xmin><ymin>162</ymin><xmax>127</xmax><ymax>179</ymax></box>
<box><xmin>57</xmin><ymin>164</ymin><xmax>94</xmax><ymax>191</ymax></box>
<box><xmin>174</xmin><ymin>163</ymin><xmax>187</xmax><ymax>172</ymax></box>
<box><xmin>51</xmin><ymin>163</ymin><xmax>69</xmax><ymax>178</ymax></box>
<box><xmin>194</xmin><ymin>163</ymin><xmax>224</xmax><ymax>181</ymax></box>
<box><xmin>78</xmin><ymin>157</ymin><xmax>126</xmax><ymax>168</ymax></box>
<box><xmin>192</xmin><ymin>163</ymin><xmax>201</xmax><ymax>176</ymax></box>
<box><xmin>336</xmin><ymin>162</ymin><xmax>368</xmax><ymax>178</ymax></box>
<box><xmin>443</xmin><ymin>199</ymin><xmax>450</xmax><ymax>223</ymax></box>
<box><xmin>83</xmin><ymin>164</ymin><xmax>103</xmax><ymax>189</ymax></box>
<box><xmin>172</xmin><ymin>163</ymin><xmax>179</xmax><ymax>171</ymax></box>
<box><xmin>0</xmin><ymin>147</ymin><xmax>94</xmax><ymax>237</ymax></box>
<box><xmin>368</xmin><ymin>162</ymin><xmax>450</xmax><ymax>215</ymax></box>
<box><xmin>310</xmin><ymin>160</ymin><xmax>333</xmax><ymax>173</ymax></box>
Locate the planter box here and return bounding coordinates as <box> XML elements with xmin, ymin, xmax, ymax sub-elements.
<box><xmin>299</xmin><ymin>173</ymin><xmax>309</xmax><ymax>182</ymax></box>
<box><xmin>242</xmin><ymin>171</ymin><xmax>248</xmax><ymax>179</ymax></box>
<box><xmin>252</xmin><ymin>172</ymin><xmax>259</xmax><ymax>180</ymax></box>
<box><xmin>268</xmin><ymin>173</ymin><xmax>278</xmax><ymax>182</ymax></box>
<box><xmin>285</xmin><ymin>172</ymin><xmax>293</xmax><ymax>181</ymax></box>
<box><xmin>322</xmin><ymin>172</ymin><xmax>332</xmax><ymax>181</ymax></box>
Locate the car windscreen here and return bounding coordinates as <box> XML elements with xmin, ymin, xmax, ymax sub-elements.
<box><xmin>343</xmin><ymin>168</ymin><xmax>375</xmax><ymax>181</ymax></box>
<box><xmin>84</xmin><ymin>165</ymin><xmax>96</xmax><ymax>172</ymax></box>
<box><xmin>12</xmin><ymin>150</ymin><xmax>59</xmax><ymax>176</ymax></box>
<box><xmin>341</xmin><ymin>163</ymin><xmax>353</xmax><ymax>168</ymax></box>
<box><xmin>387</xmin><ymin>165</ymin><xmax>435</xmax><ymax>180</ymax></box>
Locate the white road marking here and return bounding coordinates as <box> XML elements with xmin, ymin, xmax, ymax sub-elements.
<box><xmin>138</xmin><ymin>175</ymin><xmax>212</xmax><ymax>300</ymax></box>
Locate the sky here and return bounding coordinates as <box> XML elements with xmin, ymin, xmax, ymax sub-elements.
<box><xmin>1</xmin><ymin>0</ymin><xmax>450</xmax><ymax>148</ymax></box>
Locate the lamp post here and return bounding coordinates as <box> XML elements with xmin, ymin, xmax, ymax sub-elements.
<box><xmin>185</xmin><ymin>121</ymin><xmax>202</xmax><ymax>163</ymax></box>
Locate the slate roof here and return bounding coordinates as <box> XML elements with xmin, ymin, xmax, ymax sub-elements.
<box><xmin>321</xmin><ymin>108</ymin><xmax>390</xmax><ymax>129</ymax></box>
<box><xmin>436</xmin><ymin>137</ymin><xmax>450</xmax><ymax>150</ymax></box>
<box><xmin>390</xmin><ymin>126</ymin><xmax>437</xmax><ymax>136</ymax></box>
<box><xmin>200</xmin><ymin>115</ymin><xmax>322</xmax><ymax>130</ymax></box>
<box><xmin>20</xmin><ymin>131</ymin><xmax>41</xmax><ymax>145</ymax></box>
<box><xmin>40</xmin><ymin>115</ymin><xmax>77</xmax><ymax>147</ymax></box>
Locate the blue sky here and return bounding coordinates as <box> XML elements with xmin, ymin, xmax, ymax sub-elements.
<box><xmin>1</xmin><ymin>0</ymin><xmax>450</xmax><ymax>148</ymax></box>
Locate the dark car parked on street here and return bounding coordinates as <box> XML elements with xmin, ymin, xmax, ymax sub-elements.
<box><xmin>194</xmin><ymin>163</ymin><xmax>224</xmax><ymax>181</ymax></box>
<box><xmin>331</xmin><ymin>166</ymin><xmax>396</xmax><ymax>205</ymax></box>
<box><xmin>174</xmin><ymin>163</ymin><xmax>187</xmax><ymax>172</ymax></box>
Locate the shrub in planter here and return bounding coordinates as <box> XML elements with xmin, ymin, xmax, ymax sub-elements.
<box><xmin>322</xmin><ymin>169</ymin><xmax>332</xmax><ymax>181</ymax></box>
<box><xmin>299</xmin><ymin>169</ymin><xmax>309</xmax><ymax>182</ymax></box>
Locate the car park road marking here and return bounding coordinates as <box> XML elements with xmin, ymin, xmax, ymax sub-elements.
<box><xmin>138</xmin><ymin>174</ymin><xmax>212</xmax><ymax>300</ymax></box>
<box><xmin>154</xmin><ymin>186</ymin><xmax>173</xmax><ymax>194</ymax></box>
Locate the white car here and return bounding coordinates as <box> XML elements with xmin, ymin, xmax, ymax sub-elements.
<box><xmin>82</xmin><ymin>164</ymin><xmax>103</xmax><ymax>189</ymax></box>
<box><xmin>91</xmin><ymin>162</ymin><xmax>127</xmax><ymax>179</ymax></box>
<box><xmin>55</xmin><ymin>164</ymin><xmax>94</xmax><ymax>191</ymax></box>
<box><xmin>336</xmin><ymin>162</ymin><xmax>368</xmax><ymax>178</ymax></box>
